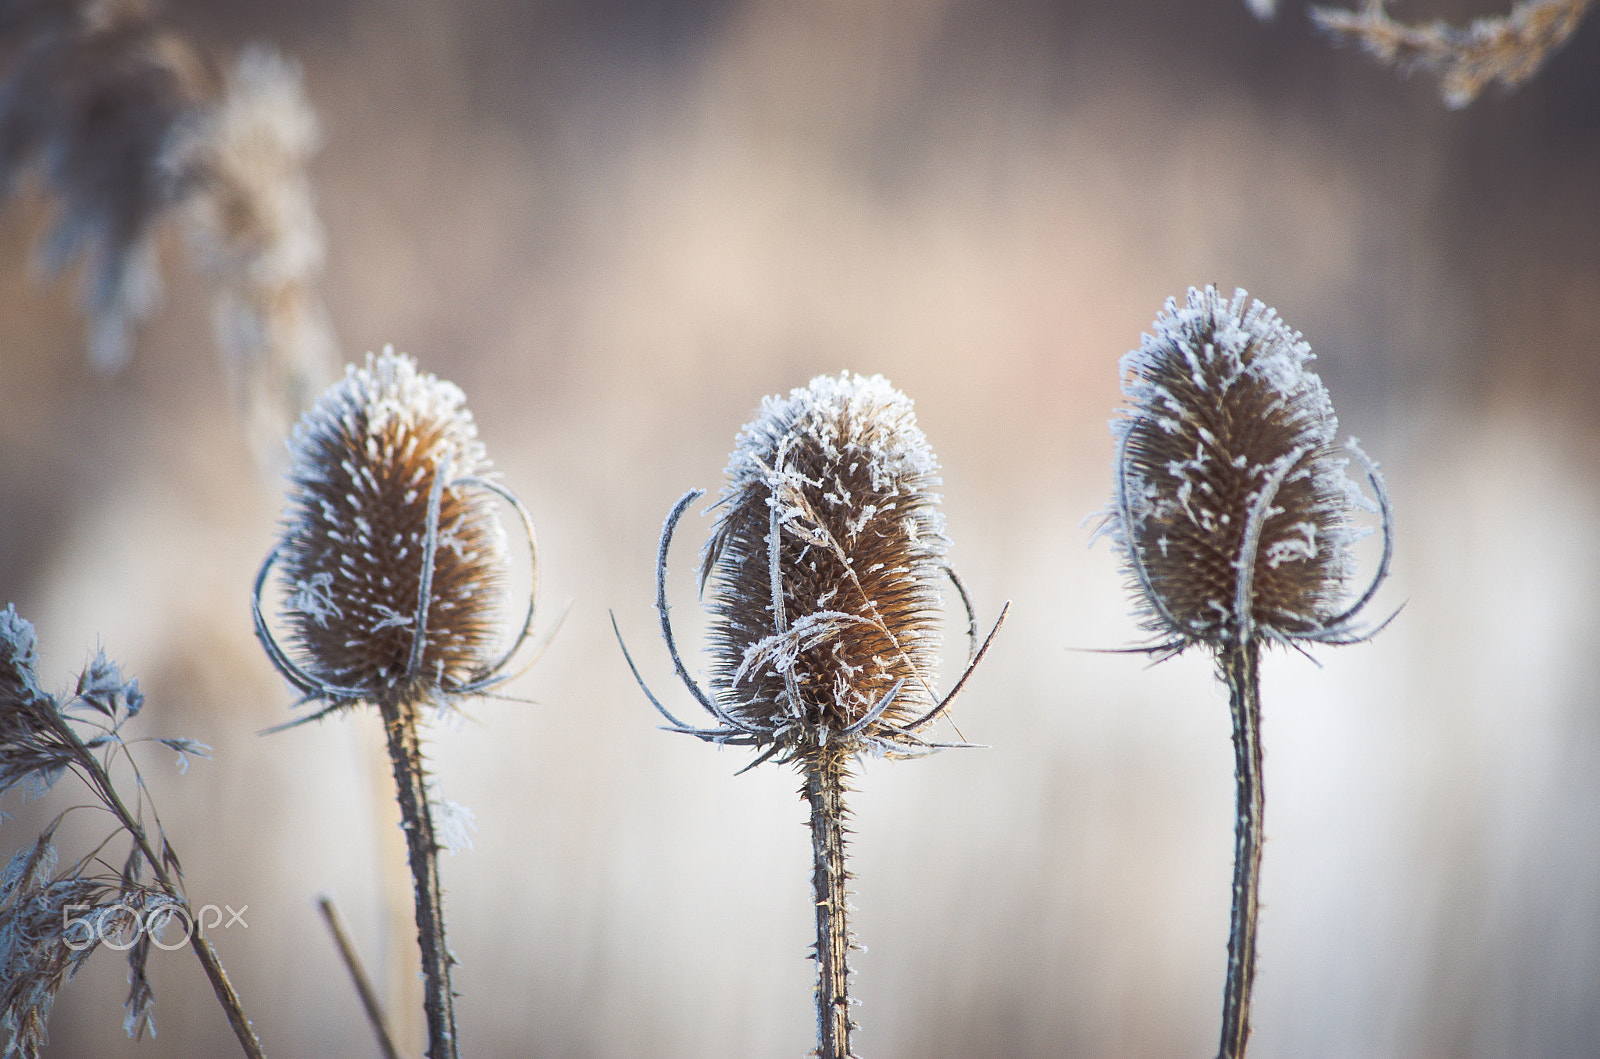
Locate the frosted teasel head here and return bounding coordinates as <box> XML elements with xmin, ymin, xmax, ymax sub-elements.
<box><xmin>1107</xmin><ymin>286</ymin><xmax>1394</xmax><ymax>653</ymax></box>
<box><xmin>253</xmin><ymin>348</ymin><xmax>539</xmax><ymax>722</ymax></box>
<box><xmin>616</xmin><ymin>372</ymin><xmax>1006</xmax><ymax>766</ymax></box>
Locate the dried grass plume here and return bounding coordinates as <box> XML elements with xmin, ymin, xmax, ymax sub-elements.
<box><xmin>1313</xmin><ymin>0</ymin><xmax>1592</xmax><ymax>107</ymax></box>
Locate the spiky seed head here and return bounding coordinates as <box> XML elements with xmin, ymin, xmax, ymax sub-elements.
<box><xmin>699</xmin><ymin>372</ymin><xmax>949</xmax><ymax>757</ymax></box>
<box><xmin>1110</xmin><ymin>286</ymin><xmax>1366</xmax><ymax>650</ymax></box>
<box><xmin>272</xmin><ymin>348</ymin><xmax>507</xmax><ymax>707</ymax></box>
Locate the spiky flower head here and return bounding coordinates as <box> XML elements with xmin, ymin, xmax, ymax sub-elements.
<box><xmin>700</xmin><ymin>372</ymin><xmax>950</xmax><ymax>757</ymax></box>
<box><xmin>258</xmin><ymin>348</ymin><xmax>515</xmax><ymax>712</ymax></box>
<box><xmin>619</xmin><ymin>372</ymin><xmax>1005</xmax><ymax>768</ymax></box>
<box><xmin>1108</xmin><ymin>286</ymin><xmax>1391</xmax><ymax>652</ymax></box>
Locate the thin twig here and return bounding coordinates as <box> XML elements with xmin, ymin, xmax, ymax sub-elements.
<box><xmin>317</xmin><ymin>895</ymin><xmax>403</xmax><ymax>1059</ymax></box>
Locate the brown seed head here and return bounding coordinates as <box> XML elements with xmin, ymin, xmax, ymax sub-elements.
<box><xmin>271</xmin><ymin>348</ymin><xmax>507</xmax><ymax>707</ymax></box>
<box><xmin>1110</xmin><ymin>286</ymin><xmax>1381</xmax><ymax>650</ymax></box>
<box><xmin>698</xmin><ymin>372</ymin><xmax>949</xmax><ymax>756</ymax></box>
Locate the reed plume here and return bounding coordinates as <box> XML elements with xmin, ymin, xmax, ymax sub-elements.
<box><xmin>253</xmin><ymin>348</ymin><xmax>540</xmax><ymax>1059</ymax></box>
<box><xmin>616</xmin><ymin>372</ymin><xmax>1005</xmax><ymax>1059</ymax></box>
<box><xmin>1104</xmin><ymin>286</ymin><xmax>1394</xmax><ymax>1059</ymax></box>
<box><xmin>0</xmin><ymin>0</ymin><xmax>335</xmax><ymax>441</ymax></box>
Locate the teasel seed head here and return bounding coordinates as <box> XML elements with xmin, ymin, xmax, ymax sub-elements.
<box><xmin>254</xmin><ymin>348</ymin><xmax>540</xmax><ymax>719</ymax></box>
<box><xmin>1108</xmin><ymin>286</ymin><xmax>1393</xmax><ymax>653</ymax></box>
<box><xmin>617</xmin><ymin>372</ymin><xmax>1006</xmax><ymax>766</ymax></box>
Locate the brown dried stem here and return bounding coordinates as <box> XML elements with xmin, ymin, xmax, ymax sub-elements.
<box><xmin>376</xmin><ymin>693</ymin><xmax>458</xmax><ymax>1059</ymax></box>
<box><xmin>805</xmin><ymin>749</ymin><xmax>856</xmax><ymax>1059</ymax></box>
<box><xmin>317</xmin><ymin>894</ymin><xmax>402</xmax><ymax>1059</ymax></box>
<box><xmin>1216</xmin><ymin>641</ymin><xmax>1265</xmax><ymax>1059</ymax></box>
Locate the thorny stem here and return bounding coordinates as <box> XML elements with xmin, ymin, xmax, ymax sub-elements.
<box><xmin>1217</xmin><ymin>640</ymin><xmax>1265</xmax><ymax>1059</ymax></box>
<box><xmin>378</xmin><ymin>694</ymin><xmax>459</xmax><ymax>1059</ymax></box>
<box><xmin>805</xmin><ymin>749</ymin><xmax>856</xmax><ymax>1059</ymax></box>
<box><xmin>43</xmin><ymin>712</ymin><xmax>267</xmax><ymax>1059</ymax></box>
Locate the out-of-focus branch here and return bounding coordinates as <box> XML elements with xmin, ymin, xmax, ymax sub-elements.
<box><xmin>1312</xmin><ymin>0</ymin><xmax>1593</xmax><ymax>107</ymax></box>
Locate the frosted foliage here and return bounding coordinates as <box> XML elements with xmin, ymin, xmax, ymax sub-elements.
<box><xmin>430</xmin><ymin>791</ymin><xmax>479</xmax><ymax>856</ymax></box>
<box><xmin>274</xmin><ymin>348</ymin><xmax>507</xmax><ymax>700</ymax></box>
<box><xmin>288</xmin><ymin>348</ymin><xmax>488</xmax><ymax>484</ymax></box>
<box><xmin>721</xmin><ymin>373</ymin><xmax>944</xmax><ymax>507</ymax></box>
<box><xmin>700</xmin><ymin>372</ymin><xmax>952</xmax><ymax>757</ymax></box>
<box><xmin>1110</xmin><ymin>286</ymin><xmax>1375</xmax><ymax>649</ymax></box>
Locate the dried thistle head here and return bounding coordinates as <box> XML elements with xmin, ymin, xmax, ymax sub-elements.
<box><xmin>1108</xmin><ymin>286</ymin><xmax>1392</xmax><ymax>653</ymax></box>
<box><xmin>618</xmin><ymin>373</ymin><xmax>1005</xmax><ymax>766</ymax></box>
<box><xmin>254</xmin><ymin>348</ymin><xmax>538</xmax><ymax>717</ymax></box>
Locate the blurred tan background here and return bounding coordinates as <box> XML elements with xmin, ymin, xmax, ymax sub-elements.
<box><xmin>2</xmin><ymin>0</ymin><xmax>1599</xmax><ymax>1055</ymax></box>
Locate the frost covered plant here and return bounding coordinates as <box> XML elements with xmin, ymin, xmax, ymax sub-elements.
<box><xmin>616</xmin><ymin>372</ymin><xmax>1005</xmax><ymax>1059</ymax></box>
<box><xmin>1312</xmin><ymin>0</ymin><xmax>1591</xmax><ymax>107</ymax></box>
<box><xmin>170</xmin><ymin>42</ymin><xmax>336</xmax><ymax>459</ymax></box>
<box><xmin>253</xmin><ymin>348</ymin><xmax>539</xmax><ymax>1059</ymax></box>
<box><xmin>0</xmin><ymin>605</ymin><xmax>263</xmax><ymax>1059</ymax></box>
<box><xmin>1104</xmin><ymin>287</ymin><xmax>1393</xmax><ymax>1059</ymax></box>
<box><xmin>0</xmin><ymin>0</ymin><xmax>335</xmax><ymax>433</ymax></box>
<box><xmin>0</xmin><ymin>0</ymin><xmax>212</xmax><ymax>369</ymax></box>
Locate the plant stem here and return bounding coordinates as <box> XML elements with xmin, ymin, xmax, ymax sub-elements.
<box><xmin>1217</xmin><ymin>640</ymin><xmax>1265</xmax><ymax>1059</ymax></box>
<box><xmin>378</xmin><ymin>694</ymin><xmax>459</xmax><ymax>1059</ymax></box>
<box><xmin>318</xmin><ymin>894</ymin><xmax>403</xmax><ymax>1059</ymax></box>
<box><xmin>805</xmin><ymin>749</ymin><xmax>855</xmax><ymax>1059</ymax></box>
<box><xmin>47</xmin><ymin>713</ymin><xmax>268</xmax><ymax>1059</ymax></box>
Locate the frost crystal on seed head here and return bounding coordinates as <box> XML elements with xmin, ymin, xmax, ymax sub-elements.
<box><xmin>272</xmin><ymin>347</ymin><xmax>508</xmax><ymax>705</ymax></box>
<box><xmin>701</xmin><ymin>372</ymin><xmax>950</xmax><ymax>756</ymax></box>
<box><xmin>1109</xmin><ymin>286</ymin><xmax>1385</xmax><ymax>650</ymax></box>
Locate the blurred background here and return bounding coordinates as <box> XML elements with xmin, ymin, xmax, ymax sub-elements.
<box><xmin>2</xmin><ymin>0</ymin><xmax>1598</xmax><ymax>1055</ymax></box>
